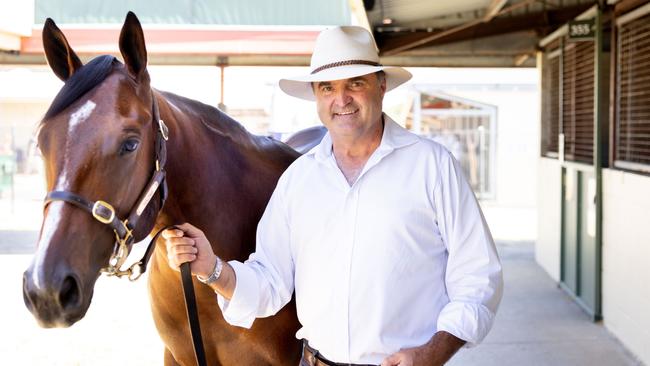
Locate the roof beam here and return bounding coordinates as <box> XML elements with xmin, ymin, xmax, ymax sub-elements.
<box><xmin>484</xmin><ymin>0</ymin><xmax>509</xmax><ymax>22</ymax></box>
<box><xmin>378</xmin><ymin>0</ymin><xmax>537</xmax><ymax>56</ymax></box>
<box><xmin>377</xmin><ymin>2</ymin><xmax>593</xmax><ymax>56</ymax></box>
<box><xmin>514</xmin><ymin>53</ymin><xmax>531</xmax><ymax>66</ymax></box>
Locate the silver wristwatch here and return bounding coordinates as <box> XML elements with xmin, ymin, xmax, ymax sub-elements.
<box><xmin>197</xmin><ymin>256</ymin><xmax>223</xmax><ymax>285</ymax></box>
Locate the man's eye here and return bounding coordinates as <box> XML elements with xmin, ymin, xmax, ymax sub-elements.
<box><xmin>321</xmin><ymin>86</ymin><xmax>333</xmax><ymax>92</ymax></box>
<box><xmin>120</xmin><ymin>139</ymin><xmax>139</xmax><ymax>155</ymax></box>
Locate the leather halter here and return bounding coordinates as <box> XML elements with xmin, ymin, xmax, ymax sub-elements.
<box><xmin>43</xmin><ymin>92</ymin><xmax>169</xmax><ymax>281</ymax></box>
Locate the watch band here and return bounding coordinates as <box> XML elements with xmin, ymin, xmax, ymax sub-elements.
<box><xmin>197</xmin><ymin>256</ymin><xmax>223</xmax><ymax>285</ymax></box>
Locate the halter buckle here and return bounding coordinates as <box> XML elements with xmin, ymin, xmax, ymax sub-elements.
<box><xmin>158</xmin><ymin>119</ymin><xmax>169</xmax><ymax>141</ymax></box>
<box><xmin>92</xmin><ymin>200</ymin><xmax>115</xmax><ymax>224</ymax></box>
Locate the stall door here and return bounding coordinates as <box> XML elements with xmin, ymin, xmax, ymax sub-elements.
<box><xmin>561</xmin><ymin>166</ymin><xmax>600</xmax><ymax>319</ymax></box>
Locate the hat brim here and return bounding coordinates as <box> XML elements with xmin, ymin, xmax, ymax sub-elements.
<box><xmin>279</xmin><ymin>65</ymin><xmax>412</xmax><ymax>101</ymax></box>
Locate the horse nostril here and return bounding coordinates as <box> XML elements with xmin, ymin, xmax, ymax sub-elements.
<box><xmin>59</xmin><ymin>275</ymin><xmax>81</xmax><ymax>311</ymax></box>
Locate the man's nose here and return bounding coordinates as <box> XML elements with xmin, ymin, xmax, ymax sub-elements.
<box><xmin>333</xmin><ymin>88</ymin><xmax>352</xmax><ymax>106</ymax></box>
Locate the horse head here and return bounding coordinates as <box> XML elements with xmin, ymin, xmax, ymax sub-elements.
<box><xmin>23</xmin><ymin>12</ymin><xmax>165</xmax><ymax>327</ymax></box>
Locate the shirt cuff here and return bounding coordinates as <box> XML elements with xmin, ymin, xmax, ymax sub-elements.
<box><xmin>215</xmin><ymin>260</ymin><xmax>260</xmax><ymax>329</ymax></box>
<box><xmin>436</xmin><ymin>301</ymin><xmax>496</xmax><ymax>348</ymax></box>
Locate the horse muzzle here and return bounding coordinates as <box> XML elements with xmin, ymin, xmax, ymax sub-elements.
<box><xmin>22</xmin><ymin>265</ymin><xmax>88</xmax><ymax>328</ymax></box>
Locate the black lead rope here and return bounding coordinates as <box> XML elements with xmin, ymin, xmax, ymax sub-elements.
<box><xmin>180</xmin><ymin>261</ymin><xmax>208</xmax><ymax>366</ymax></box>
<box><xmin>141</xmin><ymin>226</ymin><xmax>207</xmax><ymax>366</ymax></box>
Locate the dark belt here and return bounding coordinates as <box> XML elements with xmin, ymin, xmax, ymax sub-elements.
<box><xmin>301</xmin><ymin>340</ymin><xmax>378</xmax><ymax>366</ymax></box>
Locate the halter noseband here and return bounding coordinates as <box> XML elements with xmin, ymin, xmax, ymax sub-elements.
<box><xmin>43</xmin><ymin>92</ymin><xmax>169</xmax><ymax>281</ymax></box>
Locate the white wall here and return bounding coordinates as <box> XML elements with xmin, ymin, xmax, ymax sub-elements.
<box><xmin>535</xmin><ymin>157</ymin><xmax>562</xmax><ymax>281</ymax></box>
<box><xmin>602</xmin><ymin>168</ymin><xmax>650</xmax><ymax>365</ymax></box>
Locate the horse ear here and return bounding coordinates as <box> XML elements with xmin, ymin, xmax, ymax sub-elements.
<box><xmin>119</xmin><ymin>11</ymin><xmax>148</xmax><ymax>79</ymax></box>
<box><xmin>42</xmin><ymin>18</ymin><xmax>83</xmax><ymax>82</ymax></box>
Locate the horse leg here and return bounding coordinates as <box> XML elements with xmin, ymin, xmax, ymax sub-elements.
<box><xmin>164</xmin><ymin>348</ymin><xmax>181</xmax><ymax>366</ymax></box>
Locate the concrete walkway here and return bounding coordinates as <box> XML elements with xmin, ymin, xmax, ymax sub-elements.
<box><xmin>449</xmin><ymin>242</ymin><xmax>643</xmax><ymax>366</ymax></box>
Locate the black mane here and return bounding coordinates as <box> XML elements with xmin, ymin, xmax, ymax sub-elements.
<box><xmin>43</xmin><ymin>55</ymin><xmax>117</xmax><ymax>120</ymax></box>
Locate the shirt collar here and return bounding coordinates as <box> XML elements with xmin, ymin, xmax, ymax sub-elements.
<box><xmin>308</xmin><ymin>114</ymin><xmax>420</xmax><ymax>163</ymax></box>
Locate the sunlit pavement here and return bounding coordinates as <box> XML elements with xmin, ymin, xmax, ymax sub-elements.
<box><xmin>449</xmin><ymin>242</ymin><xmax>642</xmax><ymax>366</ymax></box>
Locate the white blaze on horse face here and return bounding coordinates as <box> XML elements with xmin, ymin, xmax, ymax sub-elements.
<box><xmin>33</xmin><ymin>201</ymin><xmax>65</xmax><ymax>290</ymax></box>
<box><xmin>33</xmin><ymin>101</ymin><xmax>96</xmax><ymax>289</ymax></box>
<box><xmin>68</xmin><ymin>100</ymin><xmax>96</xmax><ymax>136</ymax></box>
<box><xmin>33</xmin><ymin>173</ymin><xmax>70</xmax><ymax>289</ymax></box>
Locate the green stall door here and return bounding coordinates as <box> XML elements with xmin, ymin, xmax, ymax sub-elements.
<box><xmin>561</xmin><ymin>166</ymin><xmax>600</xmax><ymax>319</ymax></box>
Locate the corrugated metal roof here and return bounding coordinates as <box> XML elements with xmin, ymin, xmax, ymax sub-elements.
<box><xmin>34</xmin><ymin>0</ymin><xmax>351</xmax><ymax>26</ymax></box>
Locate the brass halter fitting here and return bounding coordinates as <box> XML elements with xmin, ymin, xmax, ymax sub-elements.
<box><xmin>158</xmin><ymin>119</ymin><xmax>169</xmax><ymax>141</ymax></box>
<box><xmin>100</xmin><ymin>219</ymin><xmax>134</xmax><ymax>278</ymax></box>
<box><xmin>92</xmin><ymin>200</ymin><xmax>115</xmax><ymax>224</ymax></box>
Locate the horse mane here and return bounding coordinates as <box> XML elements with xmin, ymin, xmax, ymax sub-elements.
<box><xmin>43</xmin><ymin>55</ymin><xmax>117</xmax><ymax>121</ymax></box>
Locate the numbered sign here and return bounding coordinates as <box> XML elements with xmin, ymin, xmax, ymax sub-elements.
<box><xmin>568</xmin><ymin>19</ymin><xmax>595</xmax><ymax>41</ymax></box>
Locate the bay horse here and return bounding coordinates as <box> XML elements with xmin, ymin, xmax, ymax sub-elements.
<box><xmin>22</xmin><ymin>12</ymin><xmax>314</xmax><ymax>365</ymax></box>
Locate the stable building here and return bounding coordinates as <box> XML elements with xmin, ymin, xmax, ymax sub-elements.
<box><xmin>537</xmin><ymin>1</ymin><xmax>650</xmax><ymax>363</ymax></box>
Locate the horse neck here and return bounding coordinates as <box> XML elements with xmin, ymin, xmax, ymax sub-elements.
<box><xmin>154</xmin><ymin>92</ymin><xmax>297</xmax><ymax>260</ymax></box>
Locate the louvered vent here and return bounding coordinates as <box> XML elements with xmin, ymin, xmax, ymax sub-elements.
<box><xmin>541</xmin><ymin>39</ymin><xmax>561</xmax><ymax>157</ymax></box>
<box><xmin>616</xmin><ymin>12</ymin><xmax>650</xmax><ymax>168</ymax></box>
<box><xmin>563</xmin><ymin>40</ymin><xmax>595</xmax><ymax>164</ymax></box>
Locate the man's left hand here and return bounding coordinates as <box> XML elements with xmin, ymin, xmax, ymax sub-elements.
<box><xmin>379</xmin><ymin>346</ymin><xmax>420</xmax><ymax>366</ymax></box>
<box><xmin>380</xmin><ymin>331</ymin><xmax>466</xmax><ymax>366</ymax></box>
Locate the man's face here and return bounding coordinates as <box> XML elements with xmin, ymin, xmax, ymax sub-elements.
<box><xmin>313</xmin><ymin>72</ymin><xmax>386</xmax><ymax>139</ymax></box>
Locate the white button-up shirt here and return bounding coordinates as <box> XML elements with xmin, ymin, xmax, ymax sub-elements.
<box><xmin>217</xmin><ymin>115</ymin><xmax>503</xmax><ymax>364</ymax></box>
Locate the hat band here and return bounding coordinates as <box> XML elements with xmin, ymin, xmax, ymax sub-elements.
<box><xmin>311</xmin><ymin>59</ymin><xmax>382</xmax><ymax>75</ymax></box>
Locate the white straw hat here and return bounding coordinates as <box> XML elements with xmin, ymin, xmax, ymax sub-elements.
<box><xmin>279</xmin><ymin>26</ymin><xmax>412</xmax><ymax>101</ymax></box>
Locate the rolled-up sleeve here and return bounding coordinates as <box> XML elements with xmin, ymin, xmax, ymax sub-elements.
<box><xmin>433</xmin><ymin>149</ymin><xmax>503</xmax><ymax>346</ymax></box>
<box><xmin>215</xmin><ymin>174</ymin><xmax>295</xmax><ymax>328</ymax></box>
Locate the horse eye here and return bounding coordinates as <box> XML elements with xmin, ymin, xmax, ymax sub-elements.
<box><xmin>120</xmin><ymin>139</ymin><xmax>140</xmax><ymax>155</ymax></box>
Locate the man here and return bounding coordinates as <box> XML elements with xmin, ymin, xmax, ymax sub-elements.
<box><xmin>164</xmin><ymin>26</ymin><xmax>503</xmax><ymax>366</ymax></box>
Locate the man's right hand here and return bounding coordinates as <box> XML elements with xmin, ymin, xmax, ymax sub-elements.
<box><xmin>163</xmin><ymin>223</ymin><xmax>217</xmax><ymax>279</ymax></box>
<box><xmin>162</xmin><ymin>223</ymin><xmax>237</xmax><ymax>299</ymax></box>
